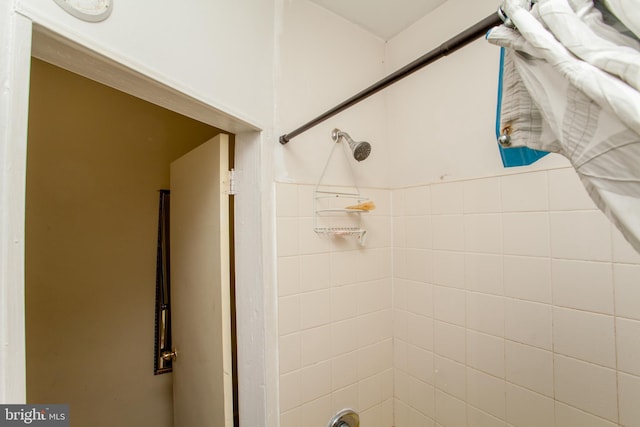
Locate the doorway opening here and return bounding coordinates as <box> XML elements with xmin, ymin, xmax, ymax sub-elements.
<box><xmin>25</xmin><ymin>57</ymin><xmax>238</xmax><ymax>426</ymax></box>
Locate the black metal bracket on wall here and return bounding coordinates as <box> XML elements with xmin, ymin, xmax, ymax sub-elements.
<box><xmin>279</xmin><ymin>11</ymin><xmax>503</xmax><ymax>145</ymax></box>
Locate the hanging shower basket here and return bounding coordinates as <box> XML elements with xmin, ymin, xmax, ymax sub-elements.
<box><xmin>313</xmin><ymin>129</ymin><xmax>374</xmax><ymax>246</ymax></box>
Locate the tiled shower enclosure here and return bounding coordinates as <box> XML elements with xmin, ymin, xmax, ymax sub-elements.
<box><xmin>277</xmin><ymin>166</ymin><xmax>640</xmax><ymax>427</ymax></box>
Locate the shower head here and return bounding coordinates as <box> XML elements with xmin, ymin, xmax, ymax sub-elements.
<box><xmin>331</xmin><ymin>128</ymin><xmax>371</xmax><ymax>162</ymax></box>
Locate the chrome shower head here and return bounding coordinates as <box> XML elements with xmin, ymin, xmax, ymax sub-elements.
<box><xmin>331</xmin><ymin>128</ymin><xmax>371</xmax><ymax>162</ymax></box>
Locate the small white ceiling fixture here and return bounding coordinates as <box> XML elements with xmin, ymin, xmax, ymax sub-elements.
<box><xmin>53</xmin><ymin>0</ymin><xmax>112</xmax><ymax>22</ymax></box>
<box><xmin>309</xmin><ymin>0</ymin><xmax>447</xmax><ymax>40</ymax></box>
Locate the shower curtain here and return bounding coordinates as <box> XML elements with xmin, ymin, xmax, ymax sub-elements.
<box><xmin>487</xmin><ymin>0</ymin><xmax>640</xmax><ymax>252</ymax></box>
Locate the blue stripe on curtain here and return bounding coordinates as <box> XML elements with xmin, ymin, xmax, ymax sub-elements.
<box><xmin>495</xmin><ymin>47</ymin><xmax>549</xmax><ymax>167</ymax></box>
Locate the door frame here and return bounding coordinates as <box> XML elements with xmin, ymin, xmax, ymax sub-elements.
<box><xmin>0</xmin><ymin>11</ymin><xmax>277</xmax><ymax>427</ymax></box>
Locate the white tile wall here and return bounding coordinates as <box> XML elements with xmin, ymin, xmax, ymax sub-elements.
<box><xmin>280</xmin><ymin>370</ymin><xmax>303</xmax><ymax>412</ymax></box>
<box><xmin>299</xmin><ymin>289</ymin><xmax>332</xmax><ymax>329</ymax></box>
<box><xmin>612</xmin><ymin>226</ymin><xmax>640</xmax><ymax>264</ymax></box>
<box><xmin>299</xmin><ymin>253</ymin><xmax>331</xmax><ymax>292</ymax></box>
<box><xmin>331</xmin><ymin>318</ymin><xmax>359</xmax><ymax>356</ymax></box>
<box><xmin>466</xmin><ymin>331</ymin><xmax>504</xmax><ymax>378</ymax></box>
<box><xmin>405</xmin><ymin>215</ymin><xmax>431</xmax><ymax>249</ymax></box>
<box><xmin>433</xmin><ymin>286</ymin><xmax>465</xmax><ymax>326</ymax></box>
<box><xmin>615</xmin><ymin>318</ymin><xmax>640</xmax><ymax>377</ymax></box>
<box><xmin>434</xmin><ymin>321</ymin><xmax>466</xmax><ymax>363</ymax></box>
<box><xmin>503</xmin><ymin>255</ymin><xmax>552</xmax><ymax>303</ymax></box>
<box><xmin>402</xmin><ymin>248</ymin><xmax>432</xmax><ymax>283</ymax></box>
<box><xmin>279</xmin><ymin>333</ymin><xmax>301</xmax><ymax>374</ymax></box>
<box><xmin>276</xmin><ymin>183</ymin><xmax>394</xmax><ymax>425</ymax></box>
<box><xmin>505</xmin><ymin>383</ymin><xmax>554</xmax><ymax>427</ymax></box>
<box><xmin>553</xmin><ymin>307</ymin><xmax>616</xmax><ymax>368</ymax></box>
<box><xmin>406</xmin><ymin>281</ymin><xmax>433</xmax><ymax>317</ymax></box>
<box><xmin>298</xmin><ymin>217</ymin><xmax>331</xmax><ymax>254</ymax></box>
<box><xmin>554</xmin><ymin>402</ymin><xmax>618</xmax><ymax>427</ymax></box>
<box><xmin>277</xmin><ymin>166</ymin><xmax>640</xmax><ymax>427</ymax></box>
<box><xmin>467</xmin><ymin>406</ymin><xmax>507</xmax><ymax>427</ymax></box>
<box><xmin>331</xmin><ymin>384</ymin><xmax>358</xmax><ymax>415</ymax></box>
<box><xmin>391</xmin><ymin>168</ymin><xmax>640</xmax><ymax>427</ymax></box>
<box><xmin>435</xmin><ymin>390</ymin><xmax>466</xmax><ymax>427</ymax></box>
<box><xmin>505</xmin><ymin>341</ymin><xmax>554</xmax><ymax>397</ymax></box>
<box><xmin>403</xmin><ymin>186</ymin><xmax>431</xmax><ymax>216</ymax></box>
<box><xmin>465</xmin><ymin>253</ymin><xmax>503</xmax><ymax>296</ymax></box>
<box><xmin>464</xmin><ymin>214</ymin><xmax>502</xmax><ymax>254</ymax></box>
<box><xmin>278</xmin><ymin>295</ymin><xmax>301</xmax><ymax>336</ymax></box>
<box><xmin>502</xmin><ymin>212</ymin><xmax>550</xmax><ymax>257</ymax></box>
<box><xmin>332</xmin><ymin>352</ymin><xmax>359</xmax><ymax>390</ymax></box>
<box><xmin>466</xmin><ymin>292</ymin><xmax>504</xmax><ymax>337</ymax></box>
<box><xmin>277</xmin><ymin>217</ymin><xmax>299</xmax><ymax>257</ymax></box>
<box><xmin>433</xmin><ymin>250</ymin><xmax>465</xmax><ymax>289</ymax></box>
<box><xmin>550</xmin><ymin>211</ymin><xmax>612</xmax><ymax>261</ymax></box>
<box><xmin>504</xmin><ymin>299</ymin><xmax>553</xmax><ymax>350</ymax></box>
<box><xmin>618</xmin><ymin>372</ymin><xmax>640</xmax><ymax>427</ymax></box>
<box><xmin>552</xmin><ymin>259</ymin><xmax>614</xmax><ymax>314</ymax></box>
<box><xmin>501</xmin><ymin>172</ymin><xmax>549</xmax><ymax>212</ymax></box>
<box><xmin>614</xmin><ymin>264</ymin><xmax>640</xmax><ymax>321</ymax></box>
<box><xmin>407</xmin><ymin>313</ymin><xmax>434</xmax><ymax>351</ymax></box>
<box><xmin>358</xmin><ymin>339</ymin><xmax>393</xmax><ymax>379</ymax></box>
<box><xmin>434</xmin><ymin>355</ymin><xmax>466</xmax><ymax>400</ymax></box>
<box><xmin>300</xmin><ymin>360</ymin><xmax>332</xmax><ymax>402</ymax></box>
<box><xmin>554</xmin><ymin>355</ymin><xmax>618</xmax><ymax>422</ymax></box>
<box><xmin>409</xmin><ymin>375</ymin><xmax>435</xmax><ymax>419</ymax></box>
<box><xmin>407</xmin><ymin>344</ymin><xmax>434</xmax><ymax>384</ymax></box>
<box><xmin>466</xmin><ymin>368</ymin><xmax>505</xmax><ymax>419</ymax></box>
<box><xmin>547</xmin><ymin>168</ymin><xmax>594</xmax><ymax>211</ymax></box>
<box><xmin>276</xmin><ymin>183</ymin><xmax>299</xmax><ymax>217</ymax></box>
<box><xmin>331</xmin><ymin>284</ymin><xmax>359</xmax><ymax>322</ymax></box>
<box><xmin>278</xmin><ymin>256</ymin><xmax>300</xmax><ymax>297</ymax></box>
<box><xmin>432</xmin><ymin>182</ymin><xmax>463</xmax><ymax>215</ymax></box>
<box><xmin>301</xmin><ymin>324</ymin><xmax>332</xmax><ymax>365</ymax></box>
<box><xmin>463</xmin><ymin>178</ymin><xmax>501</xmax><ymax>214</ymax></box>
<box><xmin>432</xmin><ymin>215</ymin><xmax>465</xmax><ymax>251</ymax></box>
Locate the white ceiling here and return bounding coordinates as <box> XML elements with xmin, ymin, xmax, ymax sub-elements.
<box><xmin>308</xmin><ymin>0</ymin><xmax>447</xmax><ymax>40</ymax></box>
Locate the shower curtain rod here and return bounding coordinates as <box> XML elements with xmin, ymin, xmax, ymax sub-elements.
<box><xmin>279</xmin><ymin>11</ymin><xmax>503</xmax><ymax>144</ymax></box>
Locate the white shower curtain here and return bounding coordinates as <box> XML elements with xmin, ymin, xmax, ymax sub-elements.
<box><xmin>487</xmin><ymin>0</ymin><xmax>640</xmax><ymax>253</ymax></box>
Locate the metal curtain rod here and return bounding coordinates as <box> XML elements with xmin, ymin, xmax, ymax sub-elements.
<box><xmin>279</xmin><ymin>11</ymin><xmax>503</xmax><ymax>144</ymax></box>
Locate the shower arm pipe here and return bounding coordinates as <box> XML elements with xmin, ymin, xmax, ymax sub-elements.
<box><xmin>279</xmin><ymin>11</ymin><xmax>503</xmax><ymax>145</ymax></box>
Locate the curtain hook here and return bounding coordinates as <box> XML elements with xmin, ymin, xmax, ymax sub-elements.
<box><xmin>498</xmin><ymin>124</ymin><xmax>513</xmax><ymax>147</ymax></box>
<box><xmin>497</xmin><ymin>5</ymin><xmax>515</xmax><ymax>29</ymax></box>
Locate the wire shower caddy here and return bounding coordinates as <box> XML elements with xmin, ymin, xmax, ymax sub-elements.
<box><xmin>313</xmin><ymin>132</ymin><xmax>372</xmax><ymax>246</ymax></box>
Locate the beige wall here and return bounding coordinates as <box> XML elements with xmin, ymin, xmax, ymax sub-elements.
<box><xmin>385</xmin><ymin>0</ymin><xmax>568</xmax><ymax>187</ymax></box>
<box><xmin>26</xmin><ymin>58</ymin><xmax>220</xmax><ymax>427</ymax></box>
<box><xmin>273</xmin><ymin>0</ymin><xmax>388</xmax><ymax>188</ymax></box>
